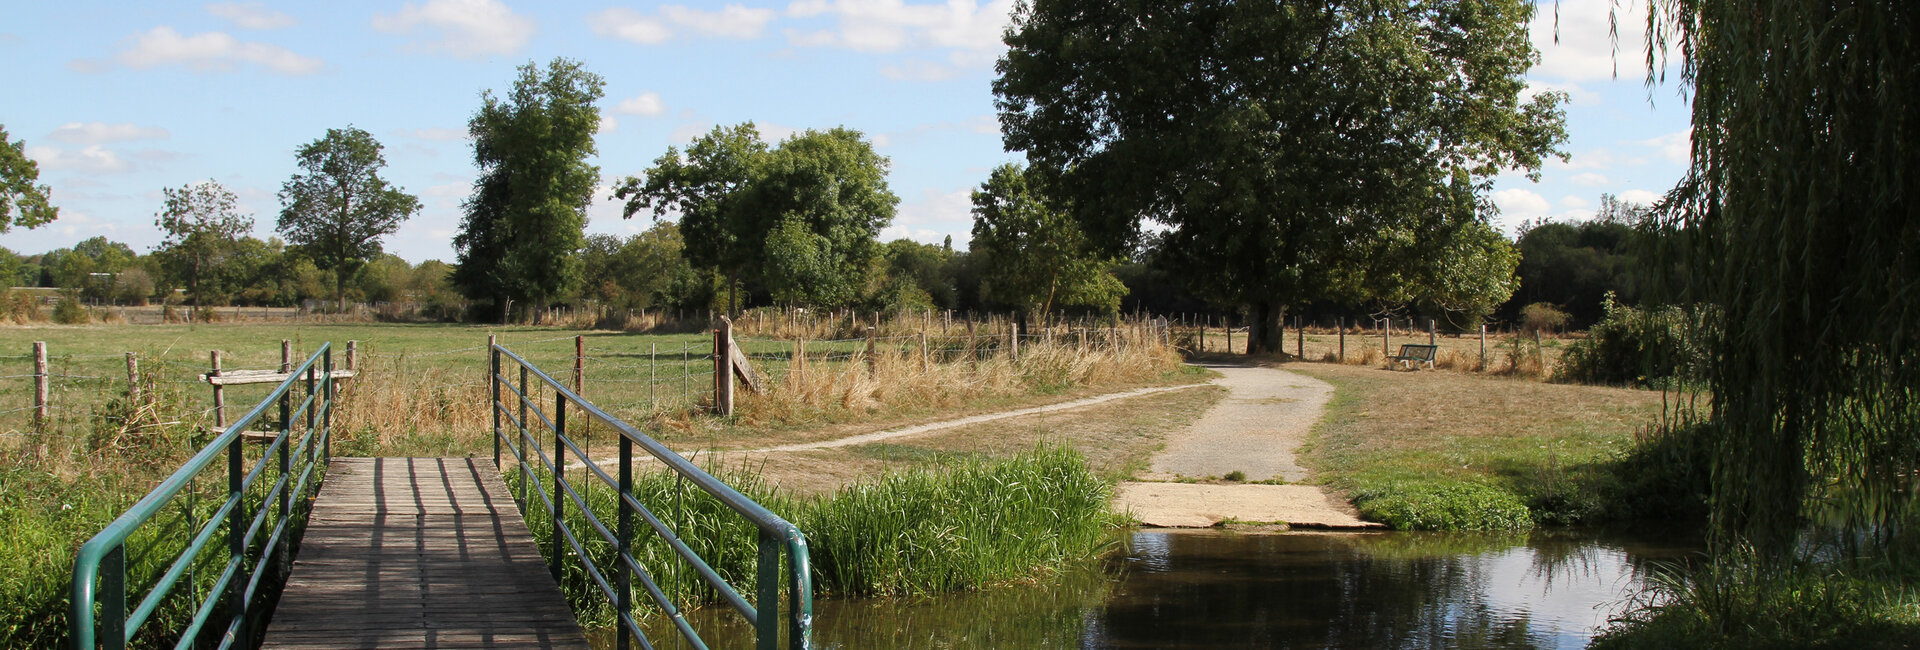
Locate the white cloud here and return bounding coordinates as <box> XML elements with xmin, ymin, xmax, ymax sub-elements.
<box><xmin>1558</xmin><ymin>195</ymin><xmax>1593</xmax><ymax>210</ymax></box>
<box><xmin>598</xmin><ymin>115</ymin><xmax>619</xmax><ymax>134</ymax></box>
<box><xmin>46</xmin><ymin>122</ymin><xmax>169</xmax><ymax>145</ymax></box>
<box><xmin>883</xmin><ymin>186</ymin><xmax>973</xmax><ymax>246</ymax></box>
<box><xmin>663</xmin><ymin>4</ymin><xmax>777</xmax><ymax>39</ymax></box>
<box><xmin>373</xmin><ymin>0</ymin><xmax>534</xmax><ymax>59</ymax></box>
<box><xmin>1568</xmin><ymin>171</ymin><xmax>1609</xmax><ymax>187</ymax></box>
<box><xmin>590</xmin><ymin>8</ymin><xmax>671</xmax><ymax>44</ymax></box>
<box><xmin>784</xmin><ymin>0</ymin><xmax>1014</xmax><ymax>66</ymax></box>
<box><xmin>1617</xmin><ymin>189</ymin><xmax>1662</xmax><ymax>205</ymax></box>
<box><xmin>1638</xmin><ymin>129</ymin><xmax>1691</xmax><ymax>164</ymax></box>
<box><xmin>880</xmin><ymin>59</ymin><xmax>959</xmax><ymax>82</ymax></box>
<box><xmin>109</xmin><ymin>26</ymin><xmax>323</xmax><ymax>75</ymax></box>
<box><xmin>1527</xmin><ymin>0</ymin><xmax>1677</xmax><ymax>83</ymax></box>
<box><xmin>614</xmin><ymin>92</ymin><xmax>666</xmax><ymax>117</ymax></box>
<box><xmin>1551</xmin><ymin>148</ymin><xmax>1617</xmax><ymax>172</ymax></box>
<box><xmin>871</xmin><ymin>113</ymin><xmax>999</xmax><ymax>147</ymax></box>
<box><xmin>423</xmin><ymin>182</ymin><xmax>470</xmax><ymax>200</ymax></box>
<box><xmin>27</xmin><ymin>145</ymin><xmax>133</xmax><ymax>174</ymax></box>
<box><xmin>592</xmin><ymin>4</ymin><xmax>776</xmax><ymax>44</ymax></box>
<box><xmin>393</xmin><ymin>127</ymin><xmax>469</xmax><ymax>142</ymax></box>
<box><xmin>1493</xmin><ymin>188</ymin><xmax>1551</xmax><ymax>218</ymax></box>
<box><xmin>206</xmin><ymin>2</ymin><xmax>297</xmax><ymax>29</ymax></box>
<box><xmin>1523</xmin><ymin>79</ymin><xmax>1599</xmax><ymax>106</ymax></box>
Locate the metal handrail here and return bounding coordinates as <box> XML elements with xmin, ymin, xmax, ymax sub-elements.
<box><xmin>490</xmin><ymin>343</ymin><xmax>812</xmax><ymax>650</ymax></box>
<box><xmin>70</xmin><ymin>343</ymin><xmax>334</xmax><ymax>650</ymax></box>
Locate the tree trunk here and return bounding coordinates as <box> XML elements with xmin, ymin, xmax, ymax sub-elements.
<box><xmin>1245</xmin><ymin>300</ymin><xmax>1285</xmax><ymax>354</ymax></box>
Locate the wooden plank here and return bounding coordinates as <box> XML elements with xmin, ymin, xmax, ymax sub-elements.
<box><xmin>262</xmin><ymin>457</ymin><xmax>588</xmax><ymax>650</ymax></box>
<box><xmin>199</xmin><ymin>368</ymin><xmax>357</xmax><ymax>386</ymax></box>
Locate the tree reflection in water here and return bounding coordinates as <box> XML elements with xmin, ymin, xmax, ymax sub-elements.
<box><xmin>621</xmin><ymin>528</ymin><xmax>1701</xmax><ymax>649</ymax></box>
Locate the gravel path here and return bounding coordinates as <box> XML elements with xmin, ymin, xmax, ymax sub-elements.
<box><xmin>1140</xmin><ymin>363</ymin><xmax>1333</xmax><ymax>482</ymax></box>
<box><xmin>1121</xmin><ymin>362</ymin><xmax>1379</xmax><ymax>529</ymax></box>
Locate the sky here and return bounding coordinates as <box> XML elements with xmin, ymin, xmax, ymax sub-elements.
<box><xmin>0</xmin><ymin>0</ymin><xmax>1693</xmax><ymax>264</ymax></box>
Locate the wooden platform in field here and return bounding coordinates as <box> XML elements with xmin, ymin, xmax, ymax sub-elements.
<box><xmin>261</xmin><ymin>457</ymin><xmax>587</xmax><ymax>649</ymax></box>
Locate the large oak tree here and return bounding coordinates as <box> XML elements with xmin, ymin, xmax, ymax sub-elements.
<box><xmin>452</xmin><ymin>58</ymin><xmax>604</xmax><ymax>321</ymax></box>
<box><xmin>276</xmin><ymin>126</ymin><xmax>421</xmax><ymax>303</ymax></box>
<box><xmin>995</xmin><ymin>0</ymin><xmax>1565</xmax><ymax>352</ymax></box>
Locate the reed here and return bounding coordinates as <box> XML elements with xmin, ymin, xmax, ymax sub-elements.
<box><xmin>515</xmin><ymin>446</ymin><xmax>1118</xmax><ymax>628</ymax></box>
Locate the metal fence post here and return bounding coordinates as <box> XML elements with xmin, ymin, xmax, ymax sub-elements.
<box><xmin>489</xmin><ymin>335</ymin><xmax>500</xmax><ymax>467</ymax></box>
<box><xmin>616</xmin><ymin>433</ymin><xmax>633</xmax><ymax>650</ymax></box>
<box><xmin>552</xmin><ymin>388</ymin><xmax>567</xmax><ymax>585</ymax></box>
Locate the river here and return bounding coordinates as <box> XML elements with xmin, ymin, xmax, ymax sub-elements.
<box><xmin>634</xmin><ymin>527</ymin><xmax>1702</xmax><ymax>649</ymax></box>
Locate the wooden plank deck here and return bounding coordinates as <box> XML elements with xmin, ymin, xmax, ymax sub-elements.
<box><xmin>263</xmin><ymin>457</ymin><xmax>588</xmax><ymax>649</ymax></box>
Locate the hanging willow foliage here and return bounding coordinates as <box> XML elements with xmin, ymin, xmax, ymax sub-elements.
<box><xmin>1636</xmin><ymin>1</ymin><xmax>1920</xmax><ymax>554</ymax></box>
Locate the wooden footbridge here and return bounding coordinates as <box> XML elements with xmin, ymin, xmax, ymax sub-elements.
<box><xmin>69</xmin><ymin>341</ymin><xmax>811</xmax><ymax>650</ymax></box>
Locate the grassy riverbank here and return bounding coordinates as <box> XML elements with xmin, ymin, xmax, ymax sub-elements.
<box><xmin>516</xmin><ymin>447</ymin><xmax>1118</xmax><ymax>630</ymax></box>
<box><xmin>1288</xmin><ymin>361</ymin><xmax>1677</xmax><ymax>530</ymax></box>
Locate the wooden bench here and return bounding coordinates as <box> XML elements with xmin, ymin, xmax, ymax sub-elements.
<box><xmin>1389</xmin><ymin>344</ymin><xmax>1438</xmax><ymax>370</ymax></box>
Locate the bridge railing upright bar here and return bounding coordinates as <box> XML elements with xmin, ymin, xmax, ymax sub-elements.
<box><xmin>490</xmin><ymin>343</ymin><xmax>812</xmax><ymax>650</ymax></box>
<box><xmin>70</xmin><ymin>343</ymin><xmax>335</xmax><ymax>650</ymax></box>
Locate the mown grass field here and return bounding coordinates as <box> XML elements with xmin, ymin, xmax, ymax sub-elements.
<box><xmin>1287</xmin><ymin>360</ymin><xmax>1674</xmax><ymax>528</ymax></box>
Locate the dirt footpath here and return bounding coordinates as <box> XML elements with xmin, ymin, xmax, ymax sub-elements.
<box><xmin>1119</xmin><ymin>363</ymin><xmax>1380</xmax><ymax>529</ymax></box>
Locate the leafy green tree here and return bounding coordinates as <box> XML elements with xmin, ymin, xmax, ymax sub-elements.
<box><xmin>996</xmin><ymin>0</ymin><xmax>1565</xmax><ymax>352</ymax></box>
<box><xmin>969</xmin><ymin>163</ymin><xmax>1123</xmax><ymax>318</ymax></box>
<box><xmin>277</xmin><ymin>126</ymin><xmax>422</xmax><ymax>302</ymax></box>
<box><xmin>1641</xmin><ymin>0</ymin><xmax>1920</xmax><ymax>554</ymax></box>
<box><xmin>153</xmin><ymin>181</ymin><xmax>254</xmax><ymax>318</ymax></box>
<box><xmin>1</xmin><ymin>124</ymin><xmax>57</xmax><ymax>233</ymax></box>
<box><xmin>617</xmin><ymin>123</ymin><xmax>896</xmax><ymax>311</ymax></box>
<box><xmin>452</xmin><ymin>58</ymin><xmax>605</xmax><ymax>321</ymax></box>
<box><xmin>579</xmin><ymin>223</ymin><xmax>694</xmax><ymax>310</ymax></box>
<box><xmin>882</xmin><ymin>238</ymin><xmax>958</xmax><ymax>309</ymax></box>
<box><xmin>1501</xmin><ymin>194</ymin><xmax>1651</xmax><ymax>327</ymax></box>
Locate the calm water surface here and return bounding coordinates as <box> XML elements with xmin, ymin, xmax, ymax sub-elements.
<box><xmin>636</xmin><ymin>527</ymin><xmax>1701</xmax><ymax>649</ymax></box>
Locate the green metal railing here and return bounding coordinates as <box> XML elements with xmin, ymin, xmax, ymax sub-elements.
<box><xmin>69</xmin><ymin>343</ymin><xmax>335</xmax><ymax>649</ymax></box>
<box><xmin>490</xmin><ymin>343</ymin><xmax>812</xmax><ymax>650</ymax></box>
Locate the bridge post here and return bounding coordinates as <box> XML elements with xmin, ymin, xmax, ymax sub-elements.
<box><xmin>617</xmin><ymin>435</ymin><xmax>633</xmax><ymax>650</ymax></box>
<box><xmin>489</xmin><ymin>335</ymin><xmax>499</xmax><ymax>467</ymax></box>
<box><xmin>552</xmin><ymin>388</ymin><xmax>567</xmax><ymax>585</ymax></box>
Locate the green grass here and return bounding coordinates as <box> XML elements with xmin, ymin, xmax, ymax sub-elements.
<box><xmin>1595</xmin><ymin>550</ymin><xmax>1920</xmax><ymax>649</ymax></box>
<box><xmin>513</xmin><ymin>446</ymin><xmax>1117</xmax><ymax>631</ymax></box>
<box><xmin>1291</xmin><ymin>363</ymin><xmax>1669</xmax><ymax>530</ymax></box>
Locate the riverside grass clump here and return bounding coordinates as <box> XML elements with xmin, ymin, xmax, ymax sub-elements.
<box><xmin>1351</xmin><ymin>481</ymin><xmax>1534</xmax><ymax>531</ymax></box>
<box><xmin>514</xmin><ymin>447</ymin><xmax>1116</xmax><ymax>629</ymax></box>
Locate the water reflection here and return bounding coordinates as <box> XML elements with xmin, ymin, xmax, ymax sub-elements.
<box><xmin>627</xmin><ymin>528</ymin><xmax>1700</xmax><ymax>649</ymax></box>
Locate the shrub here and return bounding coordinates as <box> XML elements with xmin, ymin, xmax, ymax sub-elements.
<box><xmin>1520</xmin><ymin>302</ymin><xmax>1571</xmax><ymax>334</ymax></box>
<box><xmin>1353</xmin><ymin>480</ymin><xmax>1534</xmax><ymax>531</ymax></box>
<box><xmin>52</xmin><ymin>295</ymin><xmax>88</xmax><ymax>324</ymax></box>
<box><xmin>1557</xmin><ymin>293</ymin><xmax>1711</xmax><ymax>388</ymax></box>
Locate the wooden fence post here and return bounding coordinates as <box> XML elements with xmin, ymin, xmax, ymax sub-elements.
<box><xmin>1534</xmin><ymin>328</ymin><xmax>1544</xmax><ymax>372</ymax></box>
<box><xmin>866</xmin><ymin>326</ymin><xmax>878</xmax><ymax>375</ymax></box>
<box><xmin>210</xmin><ymin>350</ymin><xmax>225</xmax><ymax>430</ymax></box>
<box><xmin>1226</xmin><ymin>317</ymin><xmax>1233</xmax><ymax>354</ymax></box>
<box><xmin>1383</xmin><ymin>317</ymin><xmax>1391</xmax><ymax>360</ymax></box>
<box><xmin>1338</xmin><ymin>317</ymin><xmax>1346</xmax><ymax>362</ymax></box>
<box><xmin>793</xmin><ymin>339</ymin><xmax>806</xmax><ymax>385</ymax></box>
<box><xmin>1429</xmin><ymin>319</ymin><xmax>1437</xmax><ymax>346</ymax></box>
<box><xmin>1009</xmin><ymin>321</ymin><xmax>1019</xmax><ymax>363</ymax></box>
<box><xmin>282</xmin><ymin>339</ymin><xmax>292</xmax><ymax>374</ymax></box>
<box><xmin>918</xmin><ymin>332</ymin><xmax>929</xmax><ymax>372</ymax></box>
<box><xmin>31</xmin><ymin>341</ymin><xmax>48</xmax><ymax>434</ymax></box>
<box><xmin>1296</xmin><ymin>317</ymin><xmax>1304</xmax><ymax>360</ymax></box>
<box><xmin>346</xmin><ymin>340</ymin><xmax>357</xmax><ymax>373</ymax></box>
<box><xmin>715</xmin><ymin>318</ymin><xmax>733</xmax><ymax>416</ymax></box>
<box><xmin>1199</xmin><ymin>316</ymin><xmax>1206</xmax><ymax>353</ymax></box>
<box><xmin>1479</xmin><ymin>324</ymin><xmax>1487</xmax><ymax>371</ymax></box>
<box><xmin>125</xmin><ymin>352</ymin><xmax>140</xmax><ymax>404</ymax></box>
<box><xmin>573</xmin><ymin>335</ymin><xmax>585</xmax><ymax>394</ymax></box>
<box><xmin>965</xmin><ymin>319</ymin><xmax>976</xmax><ymax>362</ymax></box>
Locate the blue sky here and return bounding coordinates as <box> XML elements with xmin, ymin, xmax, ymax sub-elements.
<box><xmin>0</xmin><ymin>0</ymin><xmax>1691</xmax><ymax>264</ymax></box>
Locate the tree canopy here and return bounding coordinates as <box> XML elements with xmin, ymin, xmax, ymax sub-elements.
<box><xmin>154</xmin><ymin>181</ymin><xmax>254</xmax><ymax>317</ymax></box>
<box><xmin>995</xmin><ymin>0</ymin><xmax>1565</xmax><ymax>351</ymax></box>
<box><xmin>970</xmin><ymin>163</ymin><xmax>1123</xmax><ymax>318</ymax></box>
<box><xmin>1</xmin><ymin>124</ymin><xmax>57</xmax><ymax>234</ymax></box>
<box><xmin>277</xmin><ymin>126</ymin><xmax>421</xmax><ymax>301</ymax></box>
<box><xmin>617</xmin><ymin>123</ymin><xmax>896</xmax><ymax>310</ymax></box>
<box><xmin>452</xmin><ymin>58</ymin><xmax>604</xmax><ymax>320</ymax></box>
